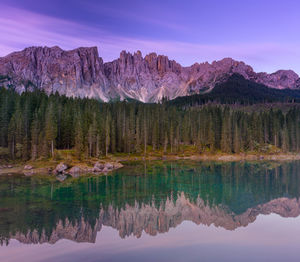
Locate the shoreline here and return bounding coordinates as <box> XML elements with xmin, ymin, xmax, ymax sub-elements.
<box><xmin>112</xmin><ymin>153</ymin><xmax>300</xmax><ymax>162</ymax></box>
<box><xmin>1</xmin><ymin>153</ymin><xmax>300</xmax><ymax>176</ymax></box>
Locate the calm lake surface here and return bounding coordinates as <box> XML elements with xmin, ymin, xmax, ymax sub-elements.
<box><xmin>1</xmin><ymin>160</ymin><xmax>300</xmax><ymax>262</ymax></box>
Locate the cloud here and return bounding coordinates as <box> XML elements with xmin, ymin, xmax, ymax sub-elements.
<box><xmin>0</xmin><ymin>5</ymin><xmax>300</xmax><ymax>75</ymax></box>
<box><xmin>82</xmin><ymin>2</ymin><xmax>188</xmax><ymax>32</ymax></box>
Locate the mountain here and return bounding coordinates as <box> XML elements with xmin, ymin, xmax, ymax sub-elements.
<box><xmin>0</xmin><ymin>46</ymin><xmax>300</xmax><ymax>102</ymax></box>
<box><xmin>170</xmin><ymin>74</ymin><xmax>300</xmax><ymax>106</ymax></box>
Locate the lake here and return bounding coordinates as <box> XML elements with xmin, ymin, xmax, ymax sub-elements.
<box><xmin>1</xmin><ymin>160</ymin><xmax>300</xmax><ymax>262</ymax></box>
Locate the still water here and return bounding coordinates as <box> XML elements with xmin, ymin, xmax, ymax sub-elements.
<box><xmin>1</xmin><ymin>160</ymin><xmax>300</xmax><ymax>262</ymax></box>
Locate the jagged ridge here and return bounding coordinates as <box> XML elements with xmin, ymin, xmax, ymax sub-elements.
<box><xmin>0</xmin><ymin>46</ymin><xmax>299</xmax><ymax>102</ymax></box>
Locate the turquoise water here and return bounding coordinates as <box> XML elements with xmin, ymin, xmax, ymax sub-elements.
<box><xmin>1</xmin><ymin>160</ymin><xmax>300</xmax><ymax>262</ymax></box>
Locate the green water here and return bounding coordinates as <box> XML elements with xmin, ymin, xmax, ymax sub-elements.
<box><xmin>1</xmin><ymin>160</ymin><xmax>300</xmax><ymax>262</ymax></box>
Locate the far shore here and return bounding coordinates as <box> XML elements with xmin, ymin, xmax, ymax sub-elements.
<box><xmin>1</xmin><ymin>153</ymin><xmax>300</xmax><ymax>176</ymax></box>
<box><xmin>114</xmin><ymin>153</ymin><xmax>300</xmax><ymax>162</ymax></box>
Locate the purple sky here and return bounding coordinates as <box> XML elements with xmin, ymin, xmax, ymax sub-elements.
<box><xmin>1</xmin><ymin>0</ymin><xmax>300</xmax><ymax>74</ymax></box>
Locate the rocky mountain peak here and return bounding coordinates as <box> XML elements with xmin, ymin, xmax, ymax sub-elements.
<box><xmin>0</xmin><ymin>45</ymin><xmax>300</xmax><ymax>102</ymax></box>
<box><xmin>256</xmin><ymin>69</ymin><xmax>300</xmax><ymax>90</ymax></box>
<box><xmin>134</xmin><ymin>50</ymin><xmax>143</xmax><ymax>59</ymax></box>
<box><xmin>0</xmin><ymin>46</ymin><xmax>110</xmax><ymax>100</ymax></box>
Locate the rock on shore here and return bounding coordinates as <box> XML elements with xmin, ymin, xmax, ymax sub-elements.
<box><xmin>50</xmin><ymin>161</ymin><xmax>124</xmax><ymax>181</ymax></box>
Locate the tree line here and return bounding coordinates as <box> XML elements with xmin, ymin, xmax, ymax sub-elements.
<box><xmin>1</xmin><ymin>87</ymin><xmax>300</xmax><ymax>160</ymax></box>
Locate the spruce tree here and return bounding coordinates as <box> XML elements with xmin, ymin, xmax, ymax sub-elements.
<box><xmin>45</xmin><ymin>102</ymin><xmax>57</xmax><ymax>158</ymax></box>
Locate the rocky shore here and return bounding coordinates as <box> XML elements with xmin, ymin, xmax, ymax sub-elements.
<box><xmin>1</xmin><ymin>153</ymin><xmax>300</xmax><ymax>179</ymax></box>
<box><xmin>0</xmin><ymin>160</ymin><xmax>123</xmax><ymax>181</ymax></box>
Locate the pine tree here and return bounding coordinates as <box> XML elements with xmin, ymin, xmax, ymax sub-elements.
<box><xmin>74</xmin><ymin>113</ymin><xmax>84</xmax><ymax>159</ymax></box>
<box><xmin>31</xmin><ymin>112</ymin><xmax>40</xmax><ymax>160</ymax></box>
<box><xmin>45</xmin><ymin>102</ymin><xmax>57</xmax><ymax>158</ymax></box>
<box><xmin>233</xmin><ymin>120</ymin><xmax>240</xmax><ymax>154</ymax></box>
<box><xmin>105</xmin><ymin>112</ymin><xmax>111</xmax><ymax>157</ymax></box>
<box><xmin>135</xmin><ymin>116</ymin><xmax>141</xmax><ymax>153</ymax></box>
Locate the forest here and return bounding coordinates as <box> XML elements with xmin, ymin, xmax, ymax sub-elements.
<box><xmin>1</xmin><ymin>86</ymin><xmax>300</xmax><ymax>161</ymax></box>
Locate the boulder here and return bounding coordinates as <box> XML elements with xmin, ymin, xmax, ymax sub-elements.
<box><xmin>87</xmin><ymin>167</ymin><xmax>94</xmax><ymax>173</ymax></box>
<box><xmin>102</xmin><ymin>162</ymin><xmax>123</xmax><ymax>173</ymax></box>
<box><xmin>24</xmin><ymin>165</ymin><xmax>33</xmax><ymax>170</ymax></box>
<box><xmin>104</xmin><ymin>163</ymin><xmax>114</xmax><ymax>170</ymax></box>
<box><xmin>113</xmin><ymin>162</ymin><xmax>124</xmax><ymax>169</ymax></box>
<box><xmin>68</xmin><ymin>166</ymin><xmax>83</xmax><ymax>176</ymax></box>
<box><xmin>93</xmin><ymin>167</ymin><xmax>101</xmax><ymax>172</ymax></box>
<box><xmin>53</xmin><ymin>162</ymin><xmax>68</xmax><ymax>174</ymax></box>
<box><xmin>93</xmin><ymin>162</ymin><xmax>104</xmax><ymax>172</ymax></box>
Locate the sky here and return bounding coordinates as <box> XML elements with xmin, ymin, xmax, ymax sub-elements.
<box><xmin>1</xmin><ymin>0</ymin><xmax>300</xmax><ymax>74</ymax></box>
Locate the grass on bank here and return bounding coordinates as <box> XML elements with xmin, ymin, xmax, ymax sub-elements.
<box><xmin>0</xmin><ymin>142</ymin><xmax>299</xmax><ymax>168</ymax></box>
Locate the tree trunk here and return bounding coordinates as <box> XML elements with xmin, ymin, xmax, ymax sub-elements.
<box><xmin>51</xmin><ymin>140</ymin><xmax>54</xmax><ymax>158</ymax></box>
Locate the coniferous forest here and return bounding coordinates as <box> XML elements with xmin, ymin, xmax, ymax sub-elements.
<box><xmin>1</xmin><ymin>87</ymin><xmax>300</xmax><ymax>161</ymax></box>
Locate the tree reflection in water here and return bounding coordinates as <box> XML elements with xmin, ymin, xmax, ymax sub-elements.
<box><xmin>1</xmin><ymin>160</ymin><xmax>300</xmax><ymax>246</ymax></box>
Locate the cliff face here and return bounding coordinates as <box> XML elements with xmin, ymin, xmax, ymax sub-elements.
<box><xmin>1</xmin><ymin>46</ymin><xmax>299</xmax><ymax>102</ymax></box>
<box><xmin>10</xmin><ymin>195</ymin><xmax>300</xmax><ymax>244</ymax></box>
<box><xmin>0</xmin><ymin>46</ymin><xmax>110</xmax><ymax>101</ymax></box>
<box><xmin>104</xmin><ymin>51</ymin><xmax>185</xmax><ymax>102</ymax></box>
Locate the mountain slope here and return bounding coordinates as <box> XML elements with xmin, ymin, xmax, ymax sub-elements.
<box><xmin>0</xmin><ymin>46</ymin><xmax>300</xmax><ymax>102</ymax></box>
<box><xmin>170</xmin><ymin>74</ymin><xmax>300</xmax><ymax>106</ymax></box>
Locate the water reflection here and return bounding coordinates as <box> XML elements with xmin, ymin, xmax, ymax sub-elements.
<box><xmin>1</xmin><ymin>161</ymin><xmax>300</xmax><ymax>246</ymax></box>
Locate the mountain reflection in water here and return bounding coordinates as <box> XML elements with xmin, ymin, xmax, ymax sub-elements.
<box><xmin>1</xmin><ymin>160</ymin><xmax>300</xmax><ymax>246</ymax></box>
